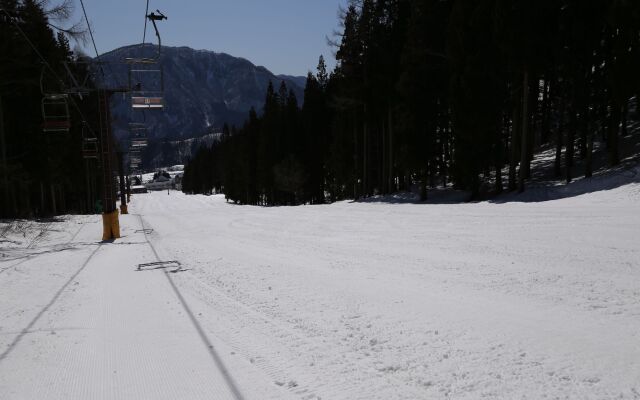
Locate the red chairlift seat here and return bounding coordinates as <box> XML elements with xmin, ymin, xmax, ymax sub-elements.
<box><xmin>131</xmin><ymin>95</ymin><xmax>164</xmax><ymax>109</ymax></box>
<box><xmin>127</xmin><ymin>58</ymin><xmax>164</xmax><ymax>110</ymax></box>
<box><xmin>41</xmin><ymin>94</ymin><xmax>71</xmax><ymax>133</ymax></box>
<box><xmin>81</xmin><ymin>123</ymin><xmax>99</xmax><ymax>159</ymax></box>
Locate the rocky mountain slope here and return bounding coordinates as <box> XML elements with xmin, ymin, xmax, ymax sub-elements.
<box><xmin>99</xmin><ymin>44</ymin><xmax>305</xmax><ymax>142</ymax></box>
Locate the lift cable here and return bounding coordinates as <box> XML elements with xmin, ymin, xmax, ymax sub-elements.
<box><xmin>141</xmin><ymin>0</ymin><xmax>150</xmax><ymax>50</ymax></box>
<box><xmin>78</xmin><ymin>0</ymin><xmax>100</xmax><ymax>67</ymax></box>
<box><xmin>78</xmin><ymin>0</ymin><xmax>124</xmax><ymax>90</ymax></box>
<box><xmin>138</xmin><ymin>0</ymin><xmax>152</xmax><ymax>127</ymax></box>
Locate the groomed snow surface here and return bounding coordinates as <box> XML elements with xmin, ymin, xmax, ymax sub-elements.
<box><xmin>1</xmin><ymin>169</ymin><xmax>640</xmax><ymax>399</ymax></box>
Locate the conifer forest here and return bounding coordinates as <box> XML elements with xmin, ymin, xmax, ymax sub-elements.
<box><xmin>1</xmin><ymin>0</ymin><xmax>105</xmax><ymax>218</ymax></box>
<box><xmin>182</xmin><ymin>0</ymin><xmax>640</xmax><ymax>205</ymax></box>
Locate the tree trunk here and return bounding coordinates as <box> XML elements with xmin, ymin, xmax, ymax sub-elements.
<box><xmin>579</xmin><ymin>113</ymin><xmax>587</xmax><ymax>160</ymax></box>
<box><xmin>430</xmin><ymin>160</ymin><xmax>437</xmax><ymax>188</ymax></box>
<box><xmin>40</xmin><ymin>182</ymin><xmax>45</xmax><ymax>216</ymax></box>
<box><xmin>509</xmin><ymin>91</ymin><xmax>521</xmax><ymax>191</ymax></box>
<box><xmin>23</xmin><ymin>182</ymin><xmax>31</xmax><ymax>218</ymax></box>
<box><xmin>420</xmin><ymin>168</ymin><xmax>427</xmax><ymax>202</ymax></box>
<box><xmin>388</xmin><ymin>108</ymin><xmax>394</xmax><ymax>193</ymax></box>
<box><xmin>61</xmin><ymin>185</ymin><xmax>66</xmax><ymax>213</ymax></box>
<box><xmin>442</xmin><ymin>125</ymin><xmax>449</xmax><ymax>188</ymax></box>
<box><xmin>50</xmin><ymin>184</ymin><xmax>57</xmax><ymax>216</ymax></box>
<box><xmin>554</xmin><ymin>106</ymin><xmax>565</xmax><ymax>178</ymax></box>
<box><xmin>608</xmin><ymin>103</ymin><xmax>621</xmax><ymax>166</ymax></box>
<box><xmin>600</xmin><ymin>103</ymin><xmax>608</xmax><ymax>143</ymax></box>
<box><xmin>0</xmin><ymin>95</ymin><xmax>9</xmax><ymax>218</ymax></box>
<box><xmin>85</xmin><ymin>159</ymin><xmax>92</xmax><ymax>214</ymax></box>
<box><xmin>10</xmin><ymin>181</ymin><xmax>17</xmax><ymax>217</ymax></box>
<box><xmin>566</xmin><ymin>107</ymin><xmax>577</xmax><ymax>183</ymax></box>
<box><xmin>518</xmin><ymin>70</ymin><xmax>530</xmax><ymax>193</ymax></box>
<box><xmin>495</xmin><ymin>148</ymin><xmax>503</xmax><ymax>195</ymax></box>
<box><xmin>353</xmin><ymin>111</ymin><xmax>359</xmax><ymax>199</ymax></box>
<box><xmin>540</xmin><ymin>77</ymin><xmax>551</xmax><ymax>144</ymax></box>
<box><xmin>530</xmin><ymin>75</ymin><xmax>540</xmax><ymax>153</ymax></box>
<box><xmin>621</xmin><ymin>101</ymin><xmax>628</xmax><ymax>139</ymax></box>
<box><xmin>363</xmin><ymin>106</ymin><xmax>368</xmax><ymax>197</ymax></box>
<box><xmin>584</xmin><ymin>101</ymin><xmax>593</xmax><ymax>178</ymax></box>
<box><xmin>381</xmin><ymin>116</ymin><xmax>387</xmax><ymax>194</ymax></box>
<box><xmin>585</xmin><ymin>123</ymin><xmax>594</xmax><ymax>178</ymax></box>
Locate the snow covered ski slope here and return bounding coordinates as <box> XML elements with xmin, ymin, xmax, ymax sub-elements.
<box><xmin>1</xmin><ymin>177</ymin><xmax>640</xmax><ymax>399</ymax></box>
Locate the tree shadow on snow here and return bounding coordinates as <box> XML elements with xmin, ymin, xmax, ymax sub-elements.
<box><xmin>490</xmin><ymin>160</ymin><xmax>640</xmax><ymax>204</ymax></box>
<box><xmin>353</xmin><ymin>189</ymin><xmax>472</xmax><ymax>205</ymax></box>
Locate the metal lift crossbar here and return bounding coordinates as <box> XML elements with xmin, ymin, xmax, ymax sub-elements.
<box><xmin>137</xmin><ymin>260</ymin><xmax>182</xmax><ymax>273</ymax></box>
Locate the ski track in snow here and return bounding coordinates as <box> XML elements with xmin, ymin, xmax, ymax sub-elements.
<box><xmin>1</xmin><ymin>178</ymin><xmax>640</xmax><ymax>399</ymax></box>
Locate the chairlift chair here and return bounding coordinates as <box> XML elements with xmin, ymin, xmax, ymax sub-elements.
<box><xmin>129</xmin><ymin>122</ymin><xmax>148</xmax><ymax>134</ymax></box>
<box><xmin>128</xmin><ymin>60</ymin><xmax>165</xmax><ymax>109</ymax></box>
<box><xmin>131</xmin><ymin>139</ymin><xmax>148</xmax><ymax>148</ymax></box>
<box><xmin>129</xmin><ymin>149</ymin><xmax>143</xmax><ymax>165</ymax></box>
<box><xmin>128</xmin><ymin>10</ymin><xmax>167</xmax><ymax>110</ymax></box>
<box><xmin>81</xmin><ymin>122</ymin><xmax>99</xmax><ymax>159</ymax></box>
<box><xmin>129</xmin><ymin>122</ymin><xmax>149</xmax><ymax>147</ymax></box>
<box><xmin>41</xmin><ymin>94</ymin><xmax>71</xmax><ymax>133</ymax></box>
<box><xmin>129</xmin><ymin>123</ymin><xmax>148</xmax><ymax>139</ymax></box>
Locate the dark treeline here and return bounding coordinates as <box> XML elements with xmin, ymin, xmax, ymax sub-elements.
<box><xmin>1</xmin><ymin>0</ymin><xmax>101</xmax><ymax>218</ymax></box>
<box><xmin>182</xmin><ymin>65</ymin><xmax>330</xmax><ymax>205</ymax></box>
<box><xmin>185</xmin><ymin>0</ymin><xmax>639</xmax><ymax>204</ymax></box>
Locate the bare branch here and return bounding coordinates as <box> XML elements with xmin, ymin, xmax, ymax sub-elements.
<box><xmin>48</xmin><ymin>20</ymin><xmax>88</xmax><ymax>43</ymax></box>
<box><xmin>37</xmin><ymin>0</ymin><xmax>74</xmax><ymax>21</ymax></box>
<box><xmin>35</xmin><ymin>0</ymin><xmax>87</xmax><ymax>44</ymax></box>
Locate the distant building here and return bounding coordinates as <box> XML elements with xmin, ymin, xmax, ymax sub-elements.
<box><xmin>173</xmin><ymin>173</ymin><xmax>183</xmax><ymax>191</ymax></box>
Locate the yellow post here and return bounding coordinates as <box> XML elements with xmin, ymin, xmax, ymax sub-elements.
<box><xmin>111</xmin><ymin>210</ymin><xmax>121</xmax><ymax>238</ymax></box>
<box><xmin>101</xmin><ymin>212</ymin><xmax>111</xmax><ymax>241</ymax></box>
<box><xmin>101</xmin><ymin>210</ymin><xmax>121</xmax><ymax>240</ymax></box>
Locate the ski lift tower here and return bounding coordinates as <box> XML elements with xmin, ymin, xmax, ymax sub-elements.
<box><xmin>57</xmin><ymin>57</ymin><xmax>133</xmax><ymax>240</ymax></box>
<box><xmin>59</xmin><ymin>59</ymin><xmax>130</xmax><ymax>238</ymax></box>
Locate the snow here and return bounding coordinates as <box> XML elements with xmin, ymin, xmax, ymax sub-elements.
<box><xmin>1</xmin><ymin>168</ymin><xmax>640</xmax><ymax>399</ymax></box>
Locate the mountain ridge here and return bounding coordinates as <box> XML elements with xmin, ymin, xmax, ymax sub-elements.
<box><xmin>98</xmin><ymin>44</ymin><xmax>306</xmax><ymax>143</ymax></box>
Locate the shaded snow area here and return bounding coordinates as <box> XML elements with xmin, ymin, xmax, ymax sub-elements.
<box><xmin>1</xmin><ymin>172</ymin><xmax>640</xmax><ymax>399</ymax></box>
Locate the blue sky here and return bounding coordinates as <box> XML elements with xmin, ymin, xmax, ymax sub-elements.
<box><xmin>71</xmin><ymin>0</ymin><xmax>348</xmax><ymax>77</ymax></box>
